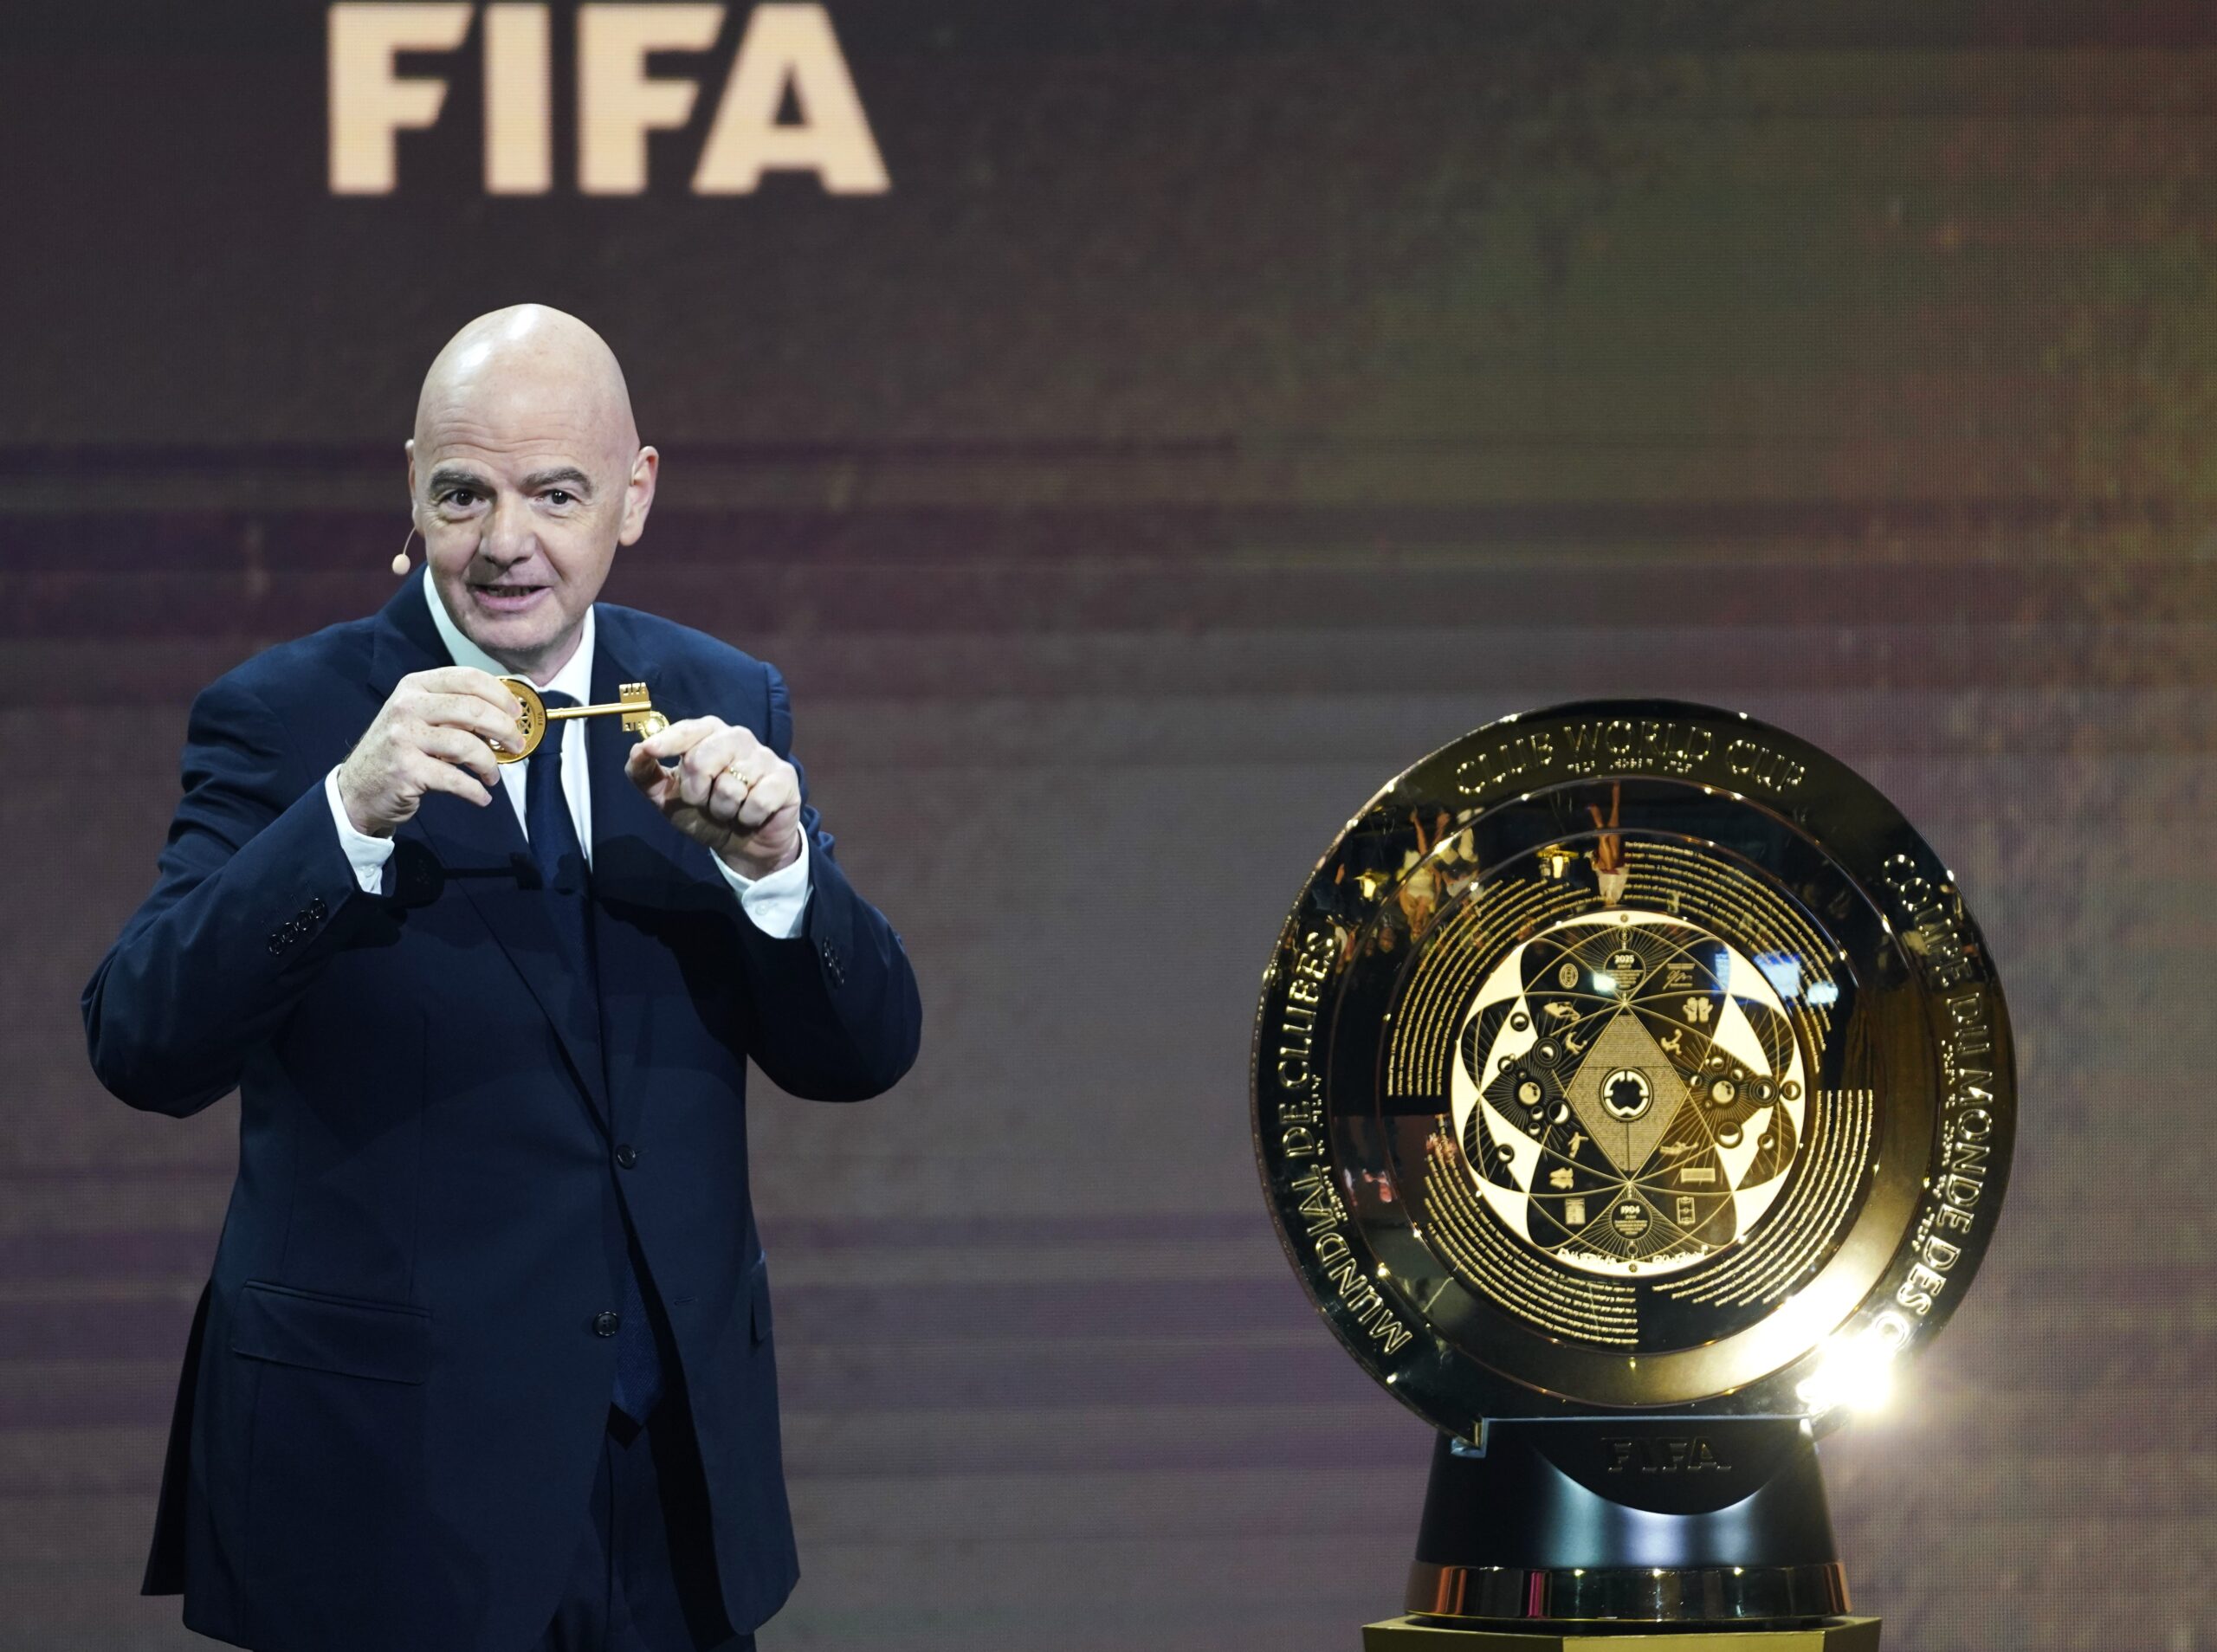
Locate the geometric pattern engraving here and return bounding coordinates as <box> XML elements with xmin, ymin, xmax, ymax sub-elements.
<box><xmin>1448</xmin><ymin>907</ymin><xmax>1810</xmax><ymax>1281</ymax></box>
<box><xmin>1420</xmin><ymin>1121</ymin><xmax>1639</xmax><ymax>1347</ymax></box>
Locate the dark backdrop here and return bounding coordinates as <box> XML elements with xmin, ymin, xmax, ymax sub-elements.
<box><xmin>3</xmin><ymin>3</ymin><xmax>2211</xmax><ymax>1648</ymax></box>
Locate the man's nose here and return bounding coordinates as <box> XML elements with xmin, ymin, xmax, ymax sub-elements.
<box><xmin>478</xmin><ymin>494</ymin><xmax>538</xmax><ymax>565</ymax></box>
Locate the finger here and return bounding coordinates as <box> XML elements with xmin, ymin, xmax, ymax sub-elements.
<box><xmin>686</xmin><ymin>728</ymin><xmax>772</xmax><ymax>795</ymax></box>
<box><xmin>624</xmin><ymin>740</ymin><xmax>674</xmax><ymax>805</ymax></box>
<box><xmin>409</xmin><ymin>667</ymin><xmax>525</xmax><ymax>720</ymax></box>
<box><xmin>708</xmin><ymin>765</ymin><xmax>755</xmax><ymax>826</ymax></box>
<box><xmin>678</xmin><ymin>758</ymin><xmax>723</xmax><ymax>812</ymax></box>
<box><xmin>679</xmin><ymin>730</ymin><xmax>749</xmax><ymax>810</ymax></box>
<box><xmin>637</xmin><ymin>717</ymin><xmax>730</xmax><ymax>764</ymax></box>
<box><xmin>735</xmin><ymin>768</ymin><xmax>798</xmax><ymax>831</ymax></box>
<box><xmin>416</xmin><ymin>692</ymin><xmax>525</xmax><ymax>747</ymax></box>
<box><xmin>405</xmin><ymin>749</ymin><xmax>493</xmax><ymax>810</ymax></box>
<box><xmin>418</xmin><ymin>724</ymin><xmax>504</xmax><ymax>787</ymax></box>
<box><xmin>676</xmin><ymin>724</ymin><xmax>747</xmax><ymax>778</ymax></box>
<box><xmin>757</xmin><ymin>798</ymin><xmax>804</xmax><ymax>855</ymax></box>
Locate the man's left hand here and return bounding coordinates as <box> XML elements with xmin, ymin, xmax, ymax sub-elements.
<box><xmin>626</xmin><ymin>718</ymin><xmax>804</xmax><ymax>880</ymax></box>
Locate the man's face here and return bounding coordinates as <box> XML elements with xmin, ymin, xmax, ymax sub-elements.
<box><xmin>406</xmin><ymin>371</ymin><xmax>655</xmax><ymax>678</ymax></box>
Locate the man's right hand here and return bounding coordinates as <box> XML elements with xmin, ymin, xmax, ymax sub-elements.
<box><xmin>335</xmin><ymin>668</ymin><xmax>523</xmax><ymax>837</ymax></box>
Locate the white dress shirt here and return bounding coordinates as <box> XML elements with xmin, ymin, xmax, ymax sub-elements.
<box><xmin>321</xmin><ymin>578</ymin><xmax>811</xmax><ymax>938</ymax></box>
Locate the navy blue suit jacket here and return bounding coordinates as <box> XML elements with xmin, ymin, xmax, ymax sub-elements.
<box><xmin>81</xmin><ymin>571</ymin><xmax>921</xmax><ymax>1652</ymax></box>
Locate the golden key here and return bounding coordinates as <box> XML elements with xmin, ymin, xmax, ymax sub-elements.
<box><xmin>491</xmin><ymin>677</ymin><xmax>670</xmax><ymax>765</ymax></box>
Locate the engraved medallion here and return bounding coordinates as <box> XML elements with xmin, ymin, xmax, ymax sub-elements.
<box><xmin>1252</xmin><ymin>700</ymin><xmax>2014</xmax><ymax>1436</ymax></box>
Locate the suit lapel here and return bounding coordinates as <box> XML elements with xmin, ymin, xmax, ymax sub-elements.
<box><xmin>370</xmin><ymin>572</ymin><xmax>613</xmax><ymax>1129</ymax></box>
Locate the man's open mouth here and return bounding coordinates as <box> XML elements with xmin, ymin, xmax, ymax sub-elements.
<box><xmin>471</xmin><ymin>583</ymin><xmax>548</xmax><ymax>605</ymax></box>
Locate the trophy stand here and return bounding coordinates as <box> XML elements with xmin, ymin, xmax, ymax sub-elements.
<box><xmin>1363</xmin><ymin>1421</ymin><xmax>1879</xmax><ymax>1649</ymax></box>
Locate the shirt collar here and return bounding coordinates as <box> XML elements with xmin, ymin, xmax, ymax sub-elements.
<box><xmin>423</xmin><ymin>573</ymin><xmax>597</xmax><ymax>705</ymax></box>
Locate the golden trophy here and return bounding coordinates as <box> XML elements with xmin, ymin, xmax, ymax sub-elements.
<box><xmin>1251</xmin><ymin>701</ymin><xmax>2013</xmax><ymax>1649</ymax></box>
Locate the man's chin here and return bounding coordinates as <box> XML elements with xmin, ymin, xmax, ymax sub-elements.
<box><xmin>454</xmin><ymin>586</ymin><xmax>573</xmax><ymax>668</ymax></box>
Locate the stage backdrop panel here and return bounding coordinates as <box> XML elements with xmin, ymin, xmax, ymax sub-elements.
<box><xmin>2</xmin><ymin>4</ymin><xmax>2213</xmax><ymax>1648</ymax></box>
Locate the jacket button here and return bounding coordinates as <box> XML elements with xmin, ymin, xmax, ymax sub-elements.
<box><xmin>592</xmin><ymin>1310</ymin><xmax>621</xmax><ymax>1337</ymax></box>
<box><xmin>616</xmin><ymin>1145</ymin><xmax>638</xmax><ymax>1170</ymax></box>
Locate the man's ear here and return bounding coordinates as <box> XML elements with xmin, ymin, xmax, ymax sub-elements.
<box><xmin>404</xmin><ymin>438</ymin><xmax>417</xmax><ymax>508</ymax></box>
<box><xmin>617</xmin><ymin>445</ymin><xmax>660</xmax><ymax>546</ymax></box>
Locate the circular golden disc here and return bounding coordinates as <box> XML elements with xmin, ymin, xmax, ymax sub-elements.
<box><xmin>1251</xmin><ymin>700</ymin><xmax>2014</xmax><ymax>1428</ymax></box>
<box><xmin>494</xmin><ymin>676</ymin><xmax>546</xmax><ymax>764</ymax></box>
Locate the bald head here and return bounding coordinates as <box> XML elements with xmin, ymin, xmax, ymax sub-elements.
<box><xmin>406</xmin><ymin>304</ymin><xmax>660</xmax><ymax>681</ymax></box>
<box><xmin>415</xmin><ymin>304</ymin><xmax>638</xmax><ymax>465</ymax></box>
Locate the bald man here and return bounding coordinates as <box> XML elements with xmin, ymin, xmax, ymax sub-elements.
<box><xmin>83</xmin><ymin>307</ymin><xmax>923</xmax><ymax>1652</ymax></box>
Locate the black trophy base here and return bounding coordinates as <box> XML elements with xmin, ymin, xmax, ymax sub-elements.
<box><xmin>1397</xmin><ymin>1418</ymin><xmax>1871</xmax><ymax>1640</ymax></box>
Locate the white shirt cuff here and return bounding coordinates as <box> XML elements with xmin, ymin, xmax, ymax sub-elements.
<box><xmin>325</xmin><ymin>766</ymin><xmax>395</xmax><ymax>895</ymax></box>
<box><xmin>714</xmin><ymin>836</ymin><xmax>812</xmax><ymax>939</ymax></box>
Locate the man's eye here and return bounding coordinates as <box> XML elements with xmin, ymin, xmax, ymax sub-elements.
<box><xmin>546</xmin><ymin>490</ymin><xmax>574</xmax><ymax>507</ymax></box>
<box><xmin>440</xmin><ymin>489</ymin><xmax>478</xmax><ymax>507</ymax></box>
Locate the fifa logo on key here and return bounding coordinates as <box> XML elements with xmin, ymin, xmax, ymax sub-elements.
<box><xmin>329</xmin><ymin>3</ymin><xmax>889</xmax><ymax>195</ymax></box>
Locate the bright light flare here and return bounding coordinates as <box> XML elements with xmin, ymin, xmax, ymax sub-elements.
<box><xmin>1796</xmin><ymin>1326</ymin><xmax>1902</xmax><ymax>1416</ymax></box>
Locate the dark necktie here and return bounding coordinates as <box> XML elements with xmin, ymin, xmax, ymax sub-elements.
<box><xmin>527</xmin><ymin>694</ymin><xmax>666</xmax><ymax>1423</ymax></box>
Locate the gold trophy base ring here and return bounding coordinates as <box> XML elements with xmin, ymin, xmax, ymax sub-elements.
<box><xmin>1364</xmin><ymin>1617</ymin><xmax>1878</xmax><ymax>1651</ymax></box>
<box><xmin>1404</xmin><ymin>1559</ymin><xmax>1852</xmax><ymax>1625</ymax></box>
<box><xmin>492</xmin><ymin>676</ymin><xmax>669</xmax><ymax>764</ymax></box>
